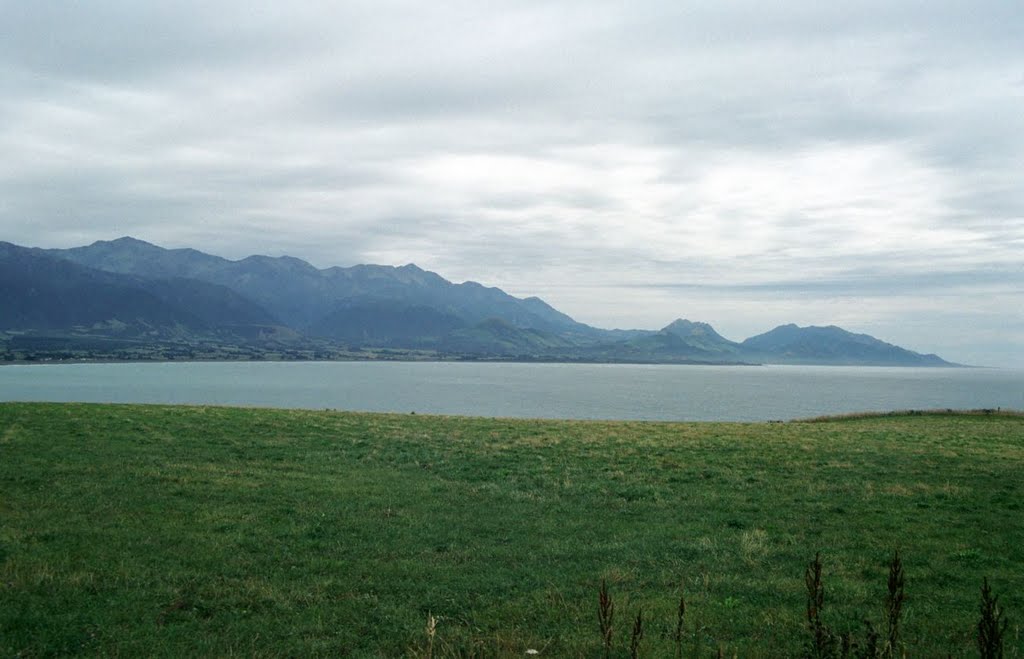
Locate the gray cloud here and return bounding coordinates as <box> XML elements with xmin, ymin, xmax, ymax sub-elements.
<box><xmin>1</xmin><ymin>1</ymin><xmax>1022</xmax><ymax>365</ymax></box>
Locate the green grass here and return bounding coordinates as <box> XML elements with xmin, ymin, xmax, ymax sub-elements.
<box><xmin>1</xmin><ymin>403</ymin><xmax>1021</xmax><ymax>657</ymax></box>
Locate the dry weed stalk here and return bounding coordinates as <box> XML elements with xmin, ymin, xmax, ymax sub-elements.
<box><xmin>674</xmin><ymin>593</ymin><xmax>686</xmax><ymax>658</ymax></box>
<box><xmin>630</xmin><ymin>607</ymin><xmax>643</xmax><ymax>659</ymax></box>
<box><xmin>806</xmin><ymin>552</ymin><xmax>832</xmax><ymax>659</ymax></box>
<box><xmin>598</xmin><ymin>579</ymin><xmax>614</xmax><ymax>659</ymax></box>
<box><xmin>883</xmin><ymin>550</ymin><xmax>905</xmax><ymax>658</ymax></box>
<box><xmin>978</xmin><ymin>578</ymin><xmax>1008</xmax><ymax>659</ymax></box>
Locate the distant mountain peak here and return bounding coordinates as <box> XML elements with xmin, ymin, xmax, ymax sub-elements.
<box><xmin>86</xmin><ymin>236</ymin><xmax>157</xmax><ymax>249</ymax></box>
<box><xmin>662</xmin><ymin>318</ymin><xmax>727</xmax><ymax>340</ymax></box>
<box><xmin>632</xmin><ymin>318</ymin><xmax>743</xmax><ymax>357</ymax></box>
<box><xmin>664</xmin><ymin>318</ymin><xmax>709</xmax><ymax>330</ymax></box>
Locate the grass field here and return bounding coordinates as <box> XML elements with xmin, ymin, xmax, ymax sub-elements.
<box><xmin>1</xmin><ymin>403</ymin><xmax>1021</xmax><ymax>657</ymax></box>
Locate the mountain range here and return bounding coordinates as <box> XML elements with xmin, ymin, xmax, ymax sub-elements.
<box><xmin>1</xmin><ymin>237</ymin><xmax>955</xmax><ymax>366</ymax></box>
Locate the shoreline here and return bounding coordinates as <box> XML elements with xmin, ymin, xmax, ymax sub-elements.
<box><xmin>2</xmin><ymin>355</ymin><xmax>980</xmax><ymax>368</ymax></box>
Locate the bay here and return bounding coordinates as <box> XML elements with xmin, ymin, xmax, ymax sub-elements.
<box><xmin>2</xmin><ymin>361</ymin><xmax>1023</xmax><ymax>421</ymax></box>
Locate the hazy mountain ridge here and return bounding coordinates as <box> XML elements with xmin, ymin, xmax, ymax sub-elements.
<box><xmin>3</xmin><ymin>238</ymin><xmax>957</xmax><ymax>366</ymax></box>
<box><xmin>2</xmin><ymin>242</ymin><xmax>198</xmax><ymax>334</ymax></box>
<box><xmin>2</xmin><ymin>241</ymin><xmax>287</xmax><ymax>343</ymax></box>
<box><xmin>48</xmin><ymin>237</ymin><xmax>586</xmax><ymax>335</ymax></box>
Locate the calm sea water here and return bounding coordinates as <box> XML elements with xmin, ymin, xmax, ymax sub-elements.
<box><xmin>2</xmin><ymin>361</ymin><xmax>1022</xmax><ymax>421</ymax></box>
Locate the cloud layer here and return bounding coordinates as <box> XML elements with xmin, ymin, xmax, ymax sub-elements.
<box><xmin>2</xmin><ymin>1</ymin><xmax>1022</xmax><ymax>365</ymax></box>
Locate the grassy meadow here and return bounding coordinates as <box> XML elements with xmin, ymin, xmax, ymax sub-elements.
<box><xmin>1</xmin><ymin>402</ymin><xmax>1022</xmax><ymax>657</ymax></box>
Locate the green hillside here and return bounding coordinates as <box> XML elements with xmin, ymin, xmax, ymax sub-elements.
<box><xmin>1</xmin><ymin>404</ymin><xmax>1020</xmax><ymax>656</ymax></box>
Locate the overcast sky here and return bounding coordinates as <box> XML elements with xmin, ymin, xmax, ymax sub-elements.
<box><xmin>2</xmin><ymin>1</ymin><xmax>1022</xmax><ymax>366</ymax></box>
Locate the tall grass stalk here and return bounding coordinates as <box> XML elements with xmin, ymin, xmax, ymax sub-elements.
<box><xmin>425</xmin><ymin>612</ymin><xmax>437</xmax><ymax>659</ymax></box>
